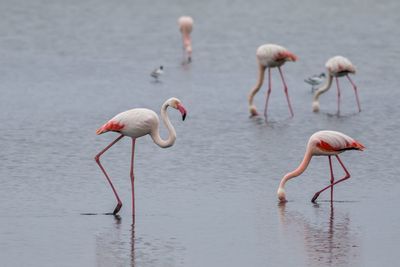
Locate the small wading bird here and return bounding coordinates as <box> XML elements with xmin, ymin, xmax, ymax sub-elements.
<box><xmin>312</xmin><ymin>56</ymin><xmax>361</xmax><ymax>114</ymax></box>
<box><xmin>304</xmin><ymin>72</ymin><xmax>326</xmax><ymax>92</ymax></box>
<box><xmin>248</xmin><ymin>44</ymin><xmax>297</xmax><ymax>120</ymax></box>
<box><xmin>277</xmin><ymin>130</ymin><xmax>365</xmax><ymax>203</ymax></box>
<box><xmin>150</xmin><ymin>65</ymin><xmax>163</xmax><ymax>81</ymax></box>
<box><xmin>94</xmin><ymin>98</ymin><xmax>187</xmax><ymax>215</ymax></box>
<box><xmin>178</xmin><ymin>16</ymin><xmax>193</xmax><ymax>63</ymax></box>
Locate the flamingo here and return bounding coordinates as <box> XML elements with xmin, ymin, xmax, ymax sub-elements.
<box><xmin>312</xmin><ymin>56</ymin><xmax>361</xmax><ymax>114</ymax></box>
<box><xmin>277</xmin><ymin>130</ymin><xmax>365</xmax><ymax>203</ymax></box>
<box><xmin>248</xmin><ymin>44</ymin><xmax>297</xmax><ymax>120</ymax></box>
<box><xmin>178</xmin><ymin>16</ymin><xmax>193</xmax><ymax>63</ymax></box>
<box><xmin>94</xmin><ymin>97</ymin><xmax>187</xmax><ymax>215</ymax></box>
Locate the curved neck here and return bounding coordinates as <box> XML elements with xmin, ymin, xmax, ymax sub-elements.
<box><xmin>248</xmin><ymin>63</ymin><xmax>266</xmax><ymax>106</ymax></box>
<box><xmin>313</xmin><ymin>74</ymin><xmax>333</xmax><ymax>103</ymax></box>
<box><xmin>278</xmin><ymin>147</ymin><xmax>313</xmax><ymax>190</ymax></box>
<box><xmin>150</xmin><ymin>103</ymin><xmax>176</xmax><ymax>148</ymax></box>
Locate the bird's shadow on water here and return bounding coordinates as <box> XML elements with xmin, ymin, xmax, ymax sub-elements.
<box><xmin>321</xmin><ymin>111</ymin><xmax>360</xmax><ymax>119</ymax></box>
<box><xmin>80</xmin><ymin>212</ymin><xmax>121</xmax><ymax>216</ymax></box>
<box><xmin>249</xmin><ymin>114</ymin><xmax>293</xmax><ymax>128</ymax></box>
<box><xmin>278</xmin><ymin>201</ymin><xmax>360</xmax><ymax>266</ymax></box>
<box><xmin>150</xmin><ymin>79</ymin><xmax>162</xmax><ymax>84</ymax></box>
<box><xmin>315</xmin><ymin>200</ymin><xmax>359</xmax><ymax>203</ymax></box>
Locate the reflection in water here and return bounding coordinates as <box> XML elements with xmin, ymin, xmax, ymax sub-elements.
<box><xmin>278</xmin><ymin>203</ymin><xmax>360</xmax><ymax>267</ymax></box>
<box><xmin>95</xmin><ymin>216</ymin><xmax>185</xmax><ymax>267</ymax></box>
<box><xmin>130</xmin><ymin>221</ymin><xmax>135</xmax><ymax>267</ymax></box>
<box><xmin>95</xmin><ymin>215</ymin><xmax>136</xmax><ymax>267</ymax></box>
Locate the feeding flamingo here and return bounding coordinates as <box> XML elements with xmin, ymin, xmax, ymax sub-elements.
<box><xmin>94</xmin><ymin>97</ymin><xmax>187</xmax><ymax>215</ymax></box>
<box><xmin>312</xmin><ymin>56</ymin><xmax>361</xmax><ymax>114</ymax></box>
<box><xmin>277</xmin><ymin>130</ymin><xmax>365</xmax><ymax>203</ymax></box>
<box><xmin>248</xmin><ymin>44</ymin><xmax>297</xmax><ymax>120</ymax></box>
<box><xmin>178</xmin><ymin>16</ymin><xmax>193</xmax><ymax>63</ymax></box>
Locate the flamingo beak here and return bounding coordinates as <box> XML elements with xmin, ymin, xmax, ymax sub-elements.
<box><xmin>177</xmin><ymin>103</ymin><xmax>187</xmax><ymax>121</ymax></box>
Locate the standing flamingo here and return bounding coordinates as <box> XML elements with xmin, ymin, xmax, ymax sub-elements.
<box><xmin>178</xmin><ymin>16</ymin><xmax>193</xmax><ymax>63</ymax></box>
<box><xmin>94</xmin><ymin>97</ymin><xmax>187</xmax><ymax>215</ymax></box>
<box><xmin>312</xmin><ymin>56</ymin><xmax>361</xmax><ymax>114</ymax></box>
<box><xmin>277</xmin><ymin>130</ymin><xmax>365</xmax><ymax>203</ymax></box>
<box><xmin>248</xmin><ymin>44</ymin><xmax>297</xmax><ymax>120</ymax></box>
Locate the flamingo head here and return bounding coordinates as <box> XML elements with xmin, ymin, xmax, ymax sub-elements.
<box><xmin>312</xmin><ymin>100</ymin><xmax>320</xmax><ymax>112</ymax></box>
<box><xmin>168</xmin><ymin>97</ymin><xmax>187</xmax><ymax>121</ymax></box>
<box><xmin>277</xmin><ymin>187</ymin><xmax>287</xmax><ymax>203</ymax></box>
<box><xmin>249</xmin><ymin>105</ymin><xmax>259</xmax><ymax>117</ymax></box>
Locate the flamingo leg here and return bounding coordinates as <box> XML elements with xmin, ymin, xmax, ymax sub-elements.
<box><xmin>329</xmin><ymin>156</ymin><xmax>334</xmax><ymax>202</ymax></box>
<box><xmin>264</xmin><ymin>68</ymin><xmax>272</xmax><ymax>121</ymax></box>
<box><xmin>311</xmin><ymin>155</ymin><xmax>351</xmax><ymax>203</ymax></box>
<box><xmin>130</xmin><ymin>138</ymin><xmax>136</xmax><ymax>218</ymax></box>
<box><xmin>278</xmin><ymin>67</ymin><xmax>294</xmax><ymax>117</ymax></box>
<box><xmin>346</xmin><ymin>75</ymin><xmax>361</xmax><ymax>112</ymax></box>
<box><xmin>94</xmin><ymin>134</ymin><xmax>124</xmax><ymax>215</ymax></box>
<box><xmin>335</xmin><ymin>77</ymin><xmax>341</xmax><ymax>115</ymax></box>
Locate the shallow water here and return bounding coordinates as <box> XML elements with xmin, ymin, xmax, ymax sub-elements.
<box><xmin>1</xmin><ymin>0</ymin><xmax>400</xmax><ymax>266</ymax></box>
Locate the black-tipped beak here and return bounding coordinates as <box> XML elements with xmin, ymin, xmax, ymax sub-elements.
<box><xmin>177</xmin><ymin>103</ymin><xmax>187</xmax><ymax>121</ymax></box>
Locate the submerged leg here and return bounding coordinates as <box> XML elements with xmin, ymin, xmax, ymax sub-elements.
<box><xmin>278</xmin><ymin>67</ymin><xmax>294</xmax><ymax>117</ymax></box>
<box><xmin>311</xmin><ymin>155</ymin><xmax>351</xmax><ymax>203</ymax></box>
<box><xmin>95</xmin><ymin>135</ymin><xmax>124</xmax><ymax>214</ymax></box>
<box><xmin>335</xmin><ymin>77</ymin><xmax>341</xmax><ymax>115</ymax></box>
<box><xmin>264</xmin><ymin>68</ymin><xmax>272</xmax><ymax>121</ymax></box>
<box><xmin>130</xmin><ymin>138</ymin><xmax>136</xmax><ymax>218</ymax></box>
<box><xmin>346</xmin><ymin>75</ymin><xmax>361</xmax><ymax>112</ymax></box>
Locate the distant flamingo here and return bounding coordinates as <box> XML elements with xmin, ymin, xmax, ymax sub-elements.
<box><xmin>277</xmin><ymin>130</ymin><xmax>365</xmax><ymax>203</ymax></box>
<box><xmin>95</xmin><ymin>97</ymin><xmax>187</xmax><ymax>215</ymax></box>
<box><xmin>312</xmin><ymin>56</ymin><xmax>361</xmax><ymax>114</ymax></box>
<box><xmin>178</xmin><ymin>16</ymin><xmax>194</xmax><ymax>63</ymax></box>
<box><xmin>248</xmin><ymin>44</ymin><xmax>297</xmax><ymax>120</ymax></box>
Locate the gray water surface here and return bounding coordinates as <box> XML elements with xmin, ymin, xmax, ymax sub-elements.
<box><xmin>1</xmin><ymin>0</ymin><xmax>400</xmax><ymax>266</ymax></box>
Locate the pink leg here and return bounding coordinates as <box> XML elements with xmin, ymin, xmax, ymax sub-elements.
<box><xmin>94</xmin><ymin>134</ymin><xmax>124</xmax><ymax>215</ymax></box>
<box><xmin>264</xmin><ymin>68</ymin><xmax>272</xmax><ymax>121</ymax></box>
<box><xmin>328</xmin><ymin>156</ymin><xmax>334</xmax><ymax>202</ymax></box>
<box><xmin>311</xmin><ymin>155</ymin><xmax>351</xmax><ymax>203</ymax></box>
<box><xmin>130</xmin><ymin>138</ymin><xmax>136</xmax><ymax>218</ymax></box>
<box><xmin>278</xmin><ymin>67</ymin><xmax>294</xmax><ymax>117</ymax></box>
<box><xmin>346</xmin><ymin>75</ymin><xmax>361</xmax><ymax>112</ymax></box>
<box><xmin>335</xmin><ymin>77</ymin><xmax>341</xmax><ymax>115</ymax></box>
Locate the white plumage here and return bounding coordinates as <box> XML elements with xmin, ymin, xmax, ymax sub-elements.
<box><xmin>94</xmin><ymin>97</ymin><xmax>187</xmax><ymax>216</ymax></box>
<box><xmin>325</xmin><ymin>56</ymin><xmax>356</xmax><ymax>76</ymax></box>
<box><xmin>304</xmin><ymin>73</ymin><xmax>326</xmax><ymax>92</ymax></box>
<box><xmin>277</xmin><ymin>130</ymin><xmax>365</xmax><ymax>203</ymax></box>
<box><xmin>150</xmin><ymin>66</ymin><xmax>163</xmax><ymax>80</ymax></box>
<box><xmin>308</xmin><ymin>130</ymin><xmax>360</xmax><ymax>156</ymax></box>
<box><xmin>248</xmin><ymin>43</ymin><xmax>297</xmax><ymax>118</ymax></box>
<box><xmin>256</xmin><ymin>44</ymin><xmax>294</xmax><ymax>68</ymax></box>
<box><xmin>312</xmin><ymin>56</ymin><xmax>361</xmax><ymax>113</ymax></box>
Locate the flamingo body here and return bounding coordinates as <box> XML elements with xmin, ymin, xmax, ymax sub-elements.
<box><xmin>256</xmin><ymin>44</ymin><xmax>297</xmax><ymax>68</ymax></box>
<box><xmin>97</xmin><ymin>108</ymin><xmax>159</xmax><ymax>139</ymax></box>
<box><xmin>178</xmin><ymin>16</ymin><xmax>193</xmax><ymax>34</ymax></box>
<box><xmin>94</xmin><ymin>97</ymin><xmax>187</xmax><ymax>216</ymax></box>
<box><xmin>326</xmin><ymin>56</ymin><xmax>356</xmax><ymax>77</ymax></box>
<box><xmin>308</xmin><ymin>130</ymin><xmax>365</xmax><ymax>156</ymax></box>
<box><xmin>313</xmin><ymin>56</ymin><xmax>361</xmax><ymax>113</ymax></box>
<box><xmin>248</xmin><ymin>44</ymin><xmax>297</xmax><ymax>119</ymax></box>
<box><xmin>277</xmin><ymin>130</ymin><xmax>364</xmax><ymax>203</ymax></box>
